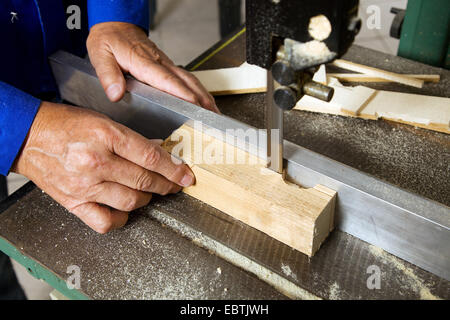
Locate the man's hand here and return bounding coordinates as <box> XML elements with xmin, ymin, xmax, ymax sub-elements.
<box><xmin>12</xmin><ymin>102</ymin><xmax>195</xmax><ymax>234</ymax></box>
<box><xmin>87</xmin><ymin>22</ymin><xmax>219</xmax><ymax>113</ymax></box>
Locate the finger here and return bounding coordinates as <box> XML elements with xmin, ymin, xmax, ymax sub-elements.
<box><xmin>90</xmin><ymin>182</ymin><xmax>152</xmax><ymax>212</ymax></box>
<box><xmin>129</xmin><ymin>51</ymin><xmax>201</xmax><ymax>106</ymax></box>
<box><xmin>105</xmin><ymin>155</ymin><xmax>182</xmax><ymax>195</ymax></box>
<box><xmin>111</xmin><ymin>128</ymin><xmax>195</xmax><ymax>187</ymax></box>
<box><xmin>71</xmin><ymin>202</ymin><xmax>129</xmax><ymax>234</ymax></box>
<box><xmin>168</xmin><ymin>66</ymin><xmax>220</xmax><ymax>113</ymax></box>
<box><xmin>89</xmin><ymin>47</ymin><xmax>126</xmax><ymax>102</ymax></box>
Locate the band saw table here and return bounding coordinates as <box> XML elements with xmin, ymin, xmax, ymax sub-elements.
<box><xmin>0</xmin><ymin>30</ymin><xmax>449</xmax><ymax>300</ymax></box>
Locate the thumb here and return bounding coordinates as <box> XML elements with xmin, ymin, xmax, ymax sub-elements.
<box><xmin>90</xmin><ymin>49</ymin><xmax>126</xmax><ymax>102</ymax></box>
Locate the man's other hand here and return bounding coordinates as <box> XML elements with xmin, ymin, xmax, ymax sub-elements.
<box><xmin>87</xmin><ymin>22</ymin><xmax>219</xmax><ymax>113</ymax></box>
<box><xmin>12</xmin><ymin>102</ymin><xmax>195</xmax><ymax>234</ymax></box>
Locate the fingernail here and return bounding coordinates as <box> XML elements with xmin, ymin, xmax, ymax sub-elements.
<box><xmin>180</xmin><ymin>173</ymin><xmax>195</xmax><ymax>187</ymax></box>
<box><xmin>106</xmin><ymin>84</ymin><xmax>122</xmax><ymax>101</ymax></box>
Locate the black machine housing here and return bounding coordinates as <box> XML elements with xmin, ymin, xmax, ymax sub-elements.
<box><xmin>246</xmin><ymin>0</ymin><xmax>360</xmax><ymax>70</ymax></box>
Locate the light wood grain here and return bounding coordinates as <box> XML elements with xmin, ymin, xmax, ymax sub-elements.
<box><xmin>191</xmin><ymin>62</ymin><xmax>267</xmax><ymax>96</ymax></box>
<box><xmin>327</xmin><ymin>73</ymin><xmax>440</xmax><ymax>83</ymax></box>
<box><xmin>191</xmin><ymin>63</ymin><xmax>448</xmax><ymax>134</ymax></box>
<box><xmin>331</xmin><ymin>59</ymin><xmax>424</xmax><ymax>88</ymax></box>
<box><xmin>162</xmin><ymin>124</ymin><xmax>336</xmax><ymax>256</ymax></box>
<box><xmin>313</xmin><ymin>64</ymin><xmax>328</xmax><ymax>85</ymax></box>
<box><xmin>295</xmin><ymin>78</ymin><xmax>450</xmax><ymax>134</ymax></box>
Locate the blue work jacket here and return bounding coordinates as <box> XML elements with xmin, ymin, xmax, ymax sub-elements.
<box><xmin>0</xmin><ymin>0</ymin><xmax>149</xmax><ymax>175</ymax></box>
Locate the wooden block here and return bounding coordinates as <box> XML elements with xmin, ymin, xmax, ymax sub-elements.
<box><xmin>331</xmin><ymin>59</ymin><xmax>424</xmax><ymax>88</ymax></box>
<box><xmin>162</xmin><ymin>124</ymin><xmax>336</xmax><ymax>256</ymax></box>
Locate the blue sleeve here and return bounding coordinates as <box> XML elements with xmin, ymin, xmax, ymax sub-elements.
<box><xmin>0</xmin><ymin>82</ymin><xmax>41</xmax><ymax>176</ymax></box>
<box><xmin>88</xmin><ymin>0</ymin><xmax>150</xmax><ymax>32</ymax></box>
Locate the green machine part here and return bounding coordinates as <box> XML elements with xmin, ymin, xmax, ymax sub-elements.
<box><xmin>398</xmin><ymin>0</ymin><xmax>450</xmax><ymax>69</ymax></box>
<box><xmin>0</xmin><ymin>236</ymin><xmax>88</xmax><ymax>300</ymax></box>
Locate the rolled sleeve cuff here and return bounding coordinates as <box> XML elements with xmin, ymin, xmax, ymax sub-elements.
<box><xmin>88</xmin><ymin>0</ymin><xmax>150</xmax><ymax>32</ymax></box>
<box><xmin>0</xmin><ymin>82</ymin><xmax>41</xmax><ymax>176</ymax></box>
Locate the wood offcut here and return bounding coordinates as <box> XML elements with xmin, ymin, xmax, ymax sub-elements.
<box><xmin>191</xmin><ymin>63</ymin><xmax>449</xmax><ymax>134</ymax></box>
<box><xmin>331</xmin><ymin>59</ymin><xmax>425</xmax><ymax>88</ymax></box>
<box><xmin>295</xmin><ymin>77</ymin><xmax>450</xmax><ymax>134</ymax></box>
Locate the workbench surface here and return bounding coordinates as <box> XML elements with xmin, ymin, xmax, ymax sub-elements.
<box><xmin>1</xmin><ymin>31</ymin><xmax>449</xmax><ymax>300</ymax></box>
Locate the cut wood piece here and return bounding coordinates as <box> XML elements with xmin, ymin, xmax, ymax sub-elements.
<box><xmin>331</xmin><ymin>59</ymin><xmax>424</xmax><ymax>88</ymax></box>
<box><xmin>162</xmin><ymin>124</ymin><xmax>336</xmax><ymax>256</ymax></box>
<box><xmin>341</xmin><ymin>86</ymin><xmax>377</xmax><ymax>115</ymax></box>
<box><xmin>325</xmin><ymin>79</ymin><xmax>377</xmax><ymax>116</ymax></box>
<box><xmin>191</xmin><ymin>62</ymin><xmax>267</xmax><ymax>96</ymax></box>
<box><xmin>360</xmin><ymin>90</ymin><xmax>450</xmax><ymax>133</ymax></box>
<box><xmin>191</xmin><ymin>64</ymin><xmax>448</xmax><ymax>134</ymax></box>
<box><xmin>295</xmin><ymin>78</ymin><xmax>450</xmax><ymax>134</ymax></box>
<box><xmin>296</xmin><ymin>78</ymin><xmax>376</xmax><ymax>116</ymax></box>
<box><xmin>327</xmin><ymin>73</ymin><xmax>440</xmax><ymax>83</ymax></box>
<box><xmin>313</xmin><ymin>64</ymin><xmax>327</xmax><ymax>85</ymax></box>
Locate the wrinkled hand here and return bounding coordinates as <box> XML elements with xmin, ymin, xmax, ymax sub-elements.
<box><xmin>87</xmin><ymin>22</ymin><xmax>219</xmax><ymax>113</ymax></box>
<box><xmin>12</xmin><ymin>102</ymin><xmax>195</xmax><ymax>233</ymax></box>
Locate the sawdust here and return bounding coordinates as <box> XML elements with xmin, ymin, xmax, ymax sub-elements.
<box><xmin>368</xmin><ymin>245</ymin><xmax>442</xmax><ymax>300</ymax></box>
<box><xmin>281</xmin><ymin>264</ymin><xmax>297</xmax><ymax>281</ymax></box>
<box><xmin>92</xmin><ymin>223</ymin><xmax>211</xmax><ymax>300</ymax></box>
<box><xmin>328</xmin><ymin>282</ymin><xmax>341</xmax><ymax>300</ymax></box>
<box><xmin>150</xmin><ymin>209</ymin><xmax>321</xmax><ymax>300</ymax></box>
